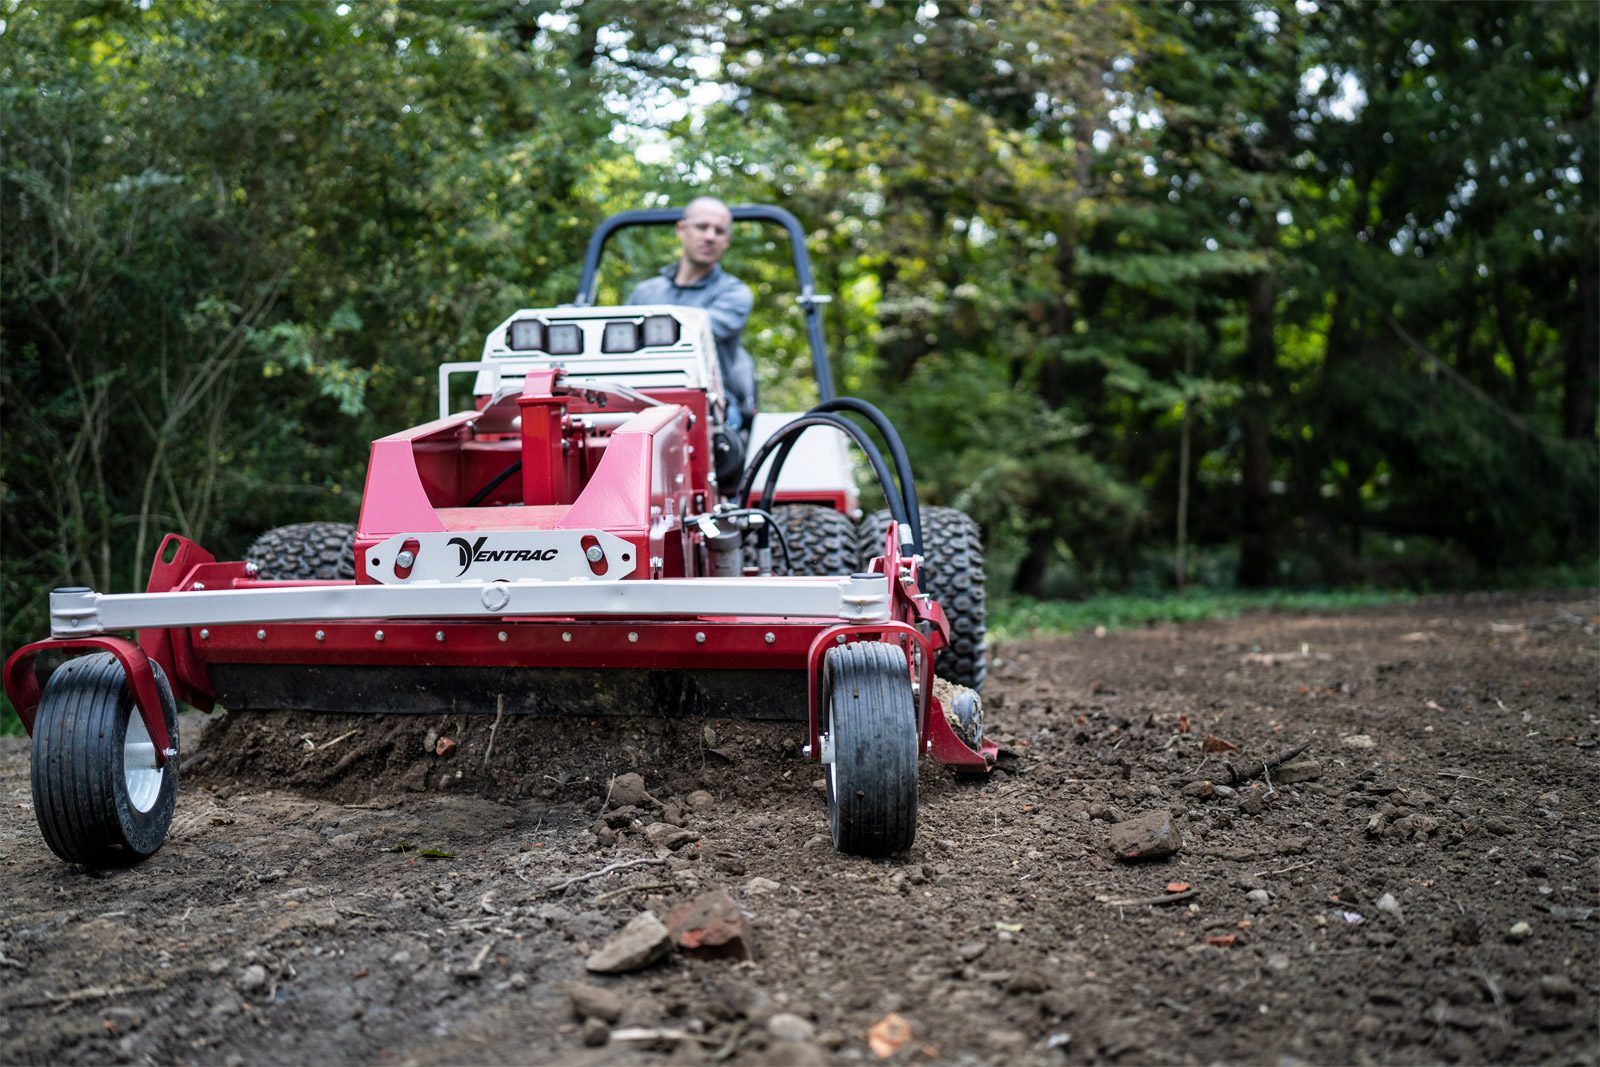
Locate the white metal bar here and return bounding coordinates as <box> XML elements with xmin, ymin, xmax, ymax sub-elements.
<box><xmin>49</xmin><ymin>575</ymin><xmax>891</xmax><ymax>638</ymax></box>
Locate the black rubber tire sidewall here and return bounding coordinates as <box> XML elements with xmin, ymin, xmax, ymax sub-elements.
<box><xmin>245</xmin><ymin>521</ymin><xmax>357</xmax><ymax>581</ymax></box>
<box><xmin>824</xmin><ymin>641</ymin><xmax>919</xmax><ymax>857</ymax></box>
<box><xmin>31</xmin><ymin>653</ymin><xmax>180</xmax><ymax>867</ymax></box>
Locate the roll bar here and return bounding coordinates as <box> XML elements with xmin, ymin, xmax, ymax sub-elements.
<box><xmin>574</xmin><ymin>205</ymin><xmax>834</xmax><ymax>402</ymax></box>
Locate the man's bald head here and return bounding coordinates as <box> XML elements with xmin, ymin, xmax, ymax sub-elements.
<box><xmin>676</xmin><ymin>197</ymin><xmax>734</xmax><ymax>278</ymax></box>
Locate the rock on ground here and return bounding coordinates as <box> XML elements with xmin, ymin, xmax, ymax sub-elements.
<box><xmin>585</xmin><ymin>911</ymin><xmax>672</xmax><ymax>974</ymax></box>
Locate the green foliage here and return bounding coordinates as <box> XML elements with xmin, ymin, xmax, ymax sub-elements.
<box><xmin>1</xmin><ymin>0</ymin><xmax>1594</xmax><ymax>669</ymax></box>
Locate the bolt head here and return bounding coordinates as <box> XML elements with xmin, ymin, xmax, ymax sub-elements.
<box><xmin>243</xmin><ymin>561</ymin><xmax>258</xmax><ymax>577</ymax></box>
<box><xmin>585</xmin><ymin>545</ymin><xmax>605</xmax><ymax>563</ymax></box>
<box><xmin>695</xmin><ymin>631</ymin><xmax>706</xmax><ymax>644</ymax></box>
<box><xmin>435</xmin><ymin>631</ymin><xmax>446</xmax><ymax>642</ymax></box>
<box><xmin>199</xmin><ymin>628</ymin><xmax>210</xmax><ymax>640</ymax></box>
<box><xmin>193</xmin><ymin>582</ymin><xmax>205</xmax><ymax>591</ymax></box>
<box><xmin>314</xmin><ymin>629</ymin><xmax>325</xmax><ymax>641</ymax></box>
<box><xmin>498</xmin><ymin>631</ymin><xmax>508</xmax><ymax>642</ymax></box>
<box><xmin>562</xmin><ymin>632</ymin><xmax>572</xmax><ymax>642</ymax></box>
<box><xmin>396</xmin><ymin>550</ymin><xmax>416</xmax><ymax>568</ymax></box>
<box><xmin>764</xmin><ymin>632</ymin><xmax>776</xmax><ymax>644</ymax></box>
<box><xmin>256</xmin><ymin>629</ymin><xmax>267</xmax><ymax>641</ymax></box>
<box><xmin>628</xmin><ymin>632</ymin><xmax>639</xmax><ymax>643</ymax></box>
<box><xmin>374</xmin><ymin>630</ymin><xmax>385</xmax><ymax>642</ymax></box>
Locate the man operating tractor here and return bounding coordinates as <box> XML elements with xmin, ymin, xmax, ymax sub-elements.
<box><xmin>627</xmin><ymin>195</ymin><xmax>758</xmax><ymax>431</ymax></box>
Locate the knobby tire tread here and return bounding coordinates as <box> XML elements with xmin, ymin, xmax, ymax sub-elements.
<box><xmin>769</xmin><ymin>505</ymin><xmax>856</xmax><ymax>577</ymax></box>
<box><xmin>245</xmin><ymin>521</ymin><xmax>357</xmax><ymax>581</ymax></box>
<box><xmin>857</xmin><ymin>506</ymin><xmax>988</xmax><ymax>689</ymax></box>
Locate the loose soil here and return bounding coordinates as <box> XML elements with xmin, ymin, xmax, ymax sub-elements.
<box><xmin>2</xmin><ymin>592</ymin><xmax>1596</xmax><ymax>1065</ymax></box>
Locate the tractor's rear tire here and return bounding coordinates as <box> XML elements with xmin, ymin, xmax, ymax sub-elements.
<box><xmin>769</xmin><ymin>505</ymin><xmax>856</xmax><ymax>576</ymax></box>
<box><xmin>857</xmin><ymin>506</ymin><xmax>988</xmax><ymax>690</ymax></box>
<box><xmin>31</xmin><ymin>653</ymin><xmax>179</xmax><ymax>867</ymax></box>
<box><xmin>246</xmin><ymin>521</ymin><xmax>356</xmax><ymax>581</ymax></box>
<box><xmin>824</xmin><ymin>641</ymin><xmax>919</xmax><ymax>857</ymax></box>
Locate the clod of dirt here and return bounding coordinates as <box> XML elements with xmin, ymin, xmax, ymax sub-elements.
<box><xmin>236</xmin><ymin>965</ymin><xmax>268</xmax><ymax>994</ymax></box>
<box><xmin>569</xmin><ymin>982</ymin><xmax>625</xmax><ymax>1023</ymax></box>
<box><xmin>1275</xmin><ymin>759</ymin><xmax>1322</xmax><ymax>783</ymax></box>
<box><xmin>666</xmin><ymin>890</ymin><xmax>753</xmax><ymax>961</ymax></box>
<box><xmin>585</xmin><ymin>911</ymin><xmax>671</xmax><ymax>974</ymax></box>
<box><xmin>1342</xmin><ymin>734</ymin><xmax>1377</xmax><ymax>749</ymax></box>
<box><xmin>644</xmin><ymin>823</ymin><xmax>699</xmax><ymax>850</ymax></box>
<box><xmin>685</xmin><ymin>790</ymin><xmax>715</xmax><ymax>812</ymax></box>
<box><xmin>434</xmin><ymin>736</ymin><xmax>456</xmax><ymax>759</ymax></box>
<box><xmin>767</xmin><ymin>1012</ymin><xmax>816</xmax><ymax>1043</ymax></box>
<box><xmin>607</xmin><ymin>772</ymin><xmax>655</xmax><ymax>809</ymax></box>
<box><xmin>745</xmin><ymin>877</ymin><xmax>781</xmax><ymax>895</ymax></box>
<box><xmin>581</xmin><ymin>1017</ymin><xmax>611</xmax><ymax>1047</ymax></box>
<box><xmin>1108</xmin><ymin>809</ymin><xmax>1182</xmax><ymax>861</ymax></box>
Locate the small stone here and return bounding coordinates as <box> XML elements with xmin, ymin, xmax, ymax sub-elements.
<box><xmin>644</xmin><ymin>822</ymin><xmax>700</xmax><ymax>851</ymax></box>
<box><xmin>1507</xmin><ymin>921</ymin><xmax>1533</xmax><ymax>941</ymax></box>
<box><xmin>665</xmin><ymin>890</ymin><xmax>755</xmax><ymax>961</ymax></box>
<box><xmin>1266</xmin><ymin>953</ymin><xmax>1290</xmax><ymax>972</ymax></box>
<box><xmin>581</xmin><ymin>1017</ymin><xmax>611</xmax><ymax>1047</ymax></box>
<box><xmin>1109</xmin><ymin>809</ymin><xmax>1183</xmax><ymax>861</ymax></box>
<box><xmin>1484</xmin><ymin>817</ymin><xmax>1514</xmax><ymax>837</ymax></box>
<box><xmin>745</xmin><ymin>876</ymin><xmax>781</xmax><ymax>895</ymax></box>
<box><xmin>585</xmin><ymin>912</ymin><xmax>672</xmax><ymax>974</ymax></box>
<box><xmin>767</xmin><ymin>1012</ymin><xmax>816</xmax><ymax>1043</ymax></box>
<box><xmin>1088</xmin><ymin>804</ymin><xmax>1123</xmax><ymax>823</ymax></box>
<box><xmin>1539</xmin><ymin>974</ymin><xmax>1577</xmax><ymax>1001</ymax></box>
<box><xmin>434</xmin><ymin>736</ymin><xmax>457</xmax><ymax>759</ymax></box>
<box><xmin>1375</xmin><ymin>893</ymin><xmax>1404</xmax><ymax>921</ymax></box>
<box><xmin>1342</xmin><ymin>734</ymin><xmax>1376</xmax><ymax>749</ymax></box>
<box><xmin>1183</xmin><ymin>780</ymin><xmax>1215</xmax><ymax>799</ymax></box>
<box><xmin>1005</xmin><ymin>970</ymin><xmax>1050</xmax><ymax>994</ymax></box>
<box><xmin>685</xmin><ymin>790</ymin><xmax>715</xmax><ymax>812</ymax></box>
<box><xmin>1246</xmin><ymin>889</ymin><xmax>1271</xmax><ymax>906</ymax></box>
<box><xmin>569</xmin><ymin>982</ymin><xmax>625</xmax><ymax>1023</ymax></box>
<box><xmin>1212</xmin><ymin>785</ymin><xmax>1236</xmax><ymax>799</ymax></box>
<box><xmin>1274</xmin><ymin>759</ymin><xmax>1321</xmax><ymax>784</ymax></box>
<box><xmin>608</xmin><ymin>773</ymin><xmax>654</xmax><ymax>809</ymax></box>
<box><xmin>956</xmin><ymin>940</ymin><xmax>987</xmax><ymax>962</ymax></box>
<box><xmin>236</xmin><ymin>965</ymin><xmax>269</xmax><ymax>994</ymax></box>
<box><xmin>662</xmin><ymin>803</ymin><xmax>686</xmax><ymax>827</ymax></box>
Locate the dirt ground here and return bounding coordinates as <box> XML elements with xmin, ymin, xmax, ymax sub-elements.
<box><xmin>1</xmin><ymin>591</ymin><xmax>1596</xmax><ymax>1066</ymax></box>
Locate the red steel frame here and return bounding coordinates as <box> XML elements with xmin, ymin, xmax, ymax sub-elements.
<box><xmin>3</xmin><ymin>371</ymin><xmax>996</xmax><ymax>774</ymax></box>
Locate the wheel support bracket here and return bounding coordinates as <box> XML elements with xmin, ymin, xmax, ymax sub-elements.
<box><xmin>4</xmin><ymin>636</ymin><xmax>175</xmax><ymax>767</ymax></box>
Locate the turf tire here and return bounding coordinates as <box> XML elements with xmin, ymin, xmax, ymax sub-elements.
<box><xmin>31</xmin><ymin>653</ymin><xmax>179</xmax><ymax>867</ymax></box>
<box><xmin>824</xmin><ymin>641</ymin><xmax>919</xmax><ymax>857</ymax></box>
<box><xmin>245</xmin><ymin>521</ymin><xmax>357</xmax><ymax>581</ymax></box>
<box><xmin>857</xmin><ymin>506</ymin><xmax>988</xmax><ymax>689</ymax></box>
<box><xmin>768</xmin><ymin>505</ymin><xmax>857</xmax><ymax>576</ymax></box>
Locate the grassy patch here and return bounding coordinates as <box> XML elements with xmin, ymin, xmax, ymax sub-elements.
<box><xmin>989</xmin><ymin>588</ymin><xmax>1419</xmax><ymax>641</ymax></box>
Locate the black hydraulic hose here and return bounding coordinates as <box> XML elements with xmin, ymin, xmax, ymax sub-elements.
<box><xmin>807</xmin><ymin>397</ymin><xmax>921</xmax><ymax>553</ymax></box>
<box><xmin>735</xmin><ymin>414</ymin><xmax>910</xmax><ymax>549</ymax></box>
<box><xmin>466</xmin><ymin>460</ymin><xmax>522</xmax><ymax>507</ymax></box>
<box><xmin>712</xmin><ymin>507</ymin><xmax>793</xmax><ymax>574</ymax></box>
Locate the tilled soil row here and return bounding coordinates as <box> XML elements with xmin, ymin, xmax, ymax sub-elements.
<box><xmin>0</xmin><ymin>591</ymin><xmax>1595</xmax><ymax>1065</ymax></box>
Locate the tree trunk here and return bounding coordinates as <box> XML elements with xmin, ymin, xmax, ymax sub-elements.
<box><xmin>1564</xmin><ymin>257</ymin><xmax>1598</xmax><ymax>441</ymax></box>
<box><xmin>1238</xmin><ymin>269</ymin><xmax>1277</xmax><ymax>587</ymax></box>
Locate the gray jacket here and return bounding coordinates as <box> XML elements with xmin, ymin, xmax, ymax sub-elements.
<box><xmin>629</xmin><ymin>264</ymin><xmax>756</xmax><ymax>425</ymax></box>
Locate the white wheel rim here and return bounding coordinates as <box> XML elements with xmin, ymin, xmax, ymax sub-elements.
<box><xmin>123</xmin><ymin>710</ymin><xmax>165</xmax><ymax>813</ymax></box>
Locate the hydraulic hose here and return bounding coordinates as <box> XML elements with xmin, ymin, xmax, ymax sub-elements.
<box><xmin>735</xmin><ymin>413</ymin><xmax>911</xmax><ymax>550</ymax></box>
<box><xmin>806</xmin><ymin>397</ymin><xmax>921</xmax><ymax>553</ymax></box>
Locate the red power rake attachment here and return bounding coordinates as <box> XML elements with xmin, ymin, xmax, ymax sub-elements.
<box><xmin>5</xmin><ymin>205</ymin><xmax>995</xmax><ymax>867</ymax></box>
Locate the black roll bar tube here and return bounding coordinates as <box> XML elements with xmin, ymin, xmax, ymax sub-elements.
<box><xmin>574</xmin><ymin>205</ymin><xmax>835</xmax><ymax>402</ymax></box>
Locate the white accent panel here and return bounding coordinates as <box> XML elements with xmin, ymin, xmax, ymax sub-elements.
<box><xmin>49</xmin><ymin>575</ymin><xmax>892</xmax><ymax>636</ymax></box>
<box><xmin>367</xmin><ymin>530</ymin><xmax>635</xmax><ymax>584</ymax></box>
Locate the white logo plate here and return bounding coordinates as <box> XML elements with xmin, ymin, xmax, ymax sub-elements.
<box><xmin>366</xmin><ymin>530</ymin><xmax>636</xmax><ymax>584</ymax></box>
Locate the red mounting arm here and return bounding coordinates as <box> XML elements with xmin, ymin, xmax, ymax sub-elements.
<box><xmin>3</xmin><ymin>636</ymin><xmax>175</xmax><ymax>767</ymax></box>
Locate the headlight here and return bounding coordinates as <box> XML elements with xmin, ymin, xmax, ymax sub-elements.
<box><xmin>507</xmin><ymin>319</ymin><xmax>545</xmax><ymax>352</ymax></box>
<box><xmin>642</xmin><ymin>314</ymin><xmax>680</xmax><ymax>347</ymax></box>
<box><xmin>546</xmin><ymin>323</ymin><xmax>583</xmax><ymax>355</ymax></box>
<box><xmin>601</xmin><ymin>321</ymin><xmax>641</xmax><ymax>353</ymax></box>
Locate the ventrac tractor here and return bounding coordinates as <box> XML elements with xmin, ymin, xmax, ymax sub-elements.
<box><xmin>5</xmin><ymin>205</ymin><xmax>994</xmax><ymax>866</ymax></box>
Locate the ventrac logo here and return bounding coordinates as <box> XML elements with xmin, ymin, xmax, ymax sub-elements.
<box><xmin>446</xmin><ymin>536</ymin><xmax>559</xmax><ymax>576</ymax></box>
